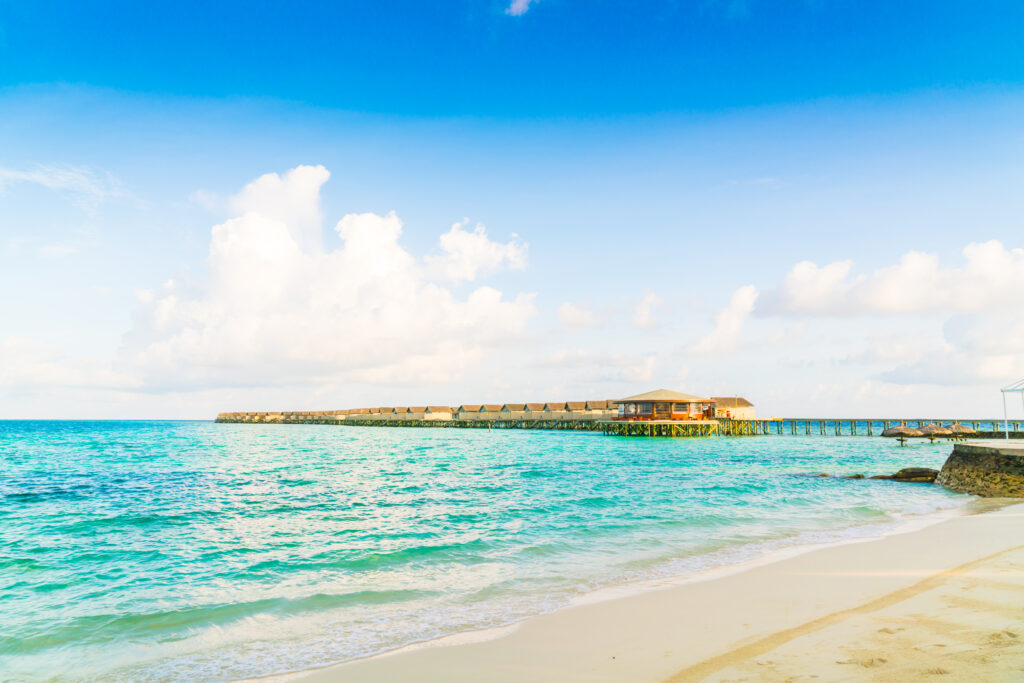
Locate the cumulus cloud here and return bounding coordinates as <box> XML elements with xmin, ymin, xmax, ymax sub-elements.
<box><xmin>227</xmin><ymin>165</ymin><xmax>329</xmax><ymax>253</ymax></box>
<box><xmin>426</xmin><ymin>220</ymin><xmax>527</xmax><ymax>283</ymax></box>
<box><xmin>765</xmin><ymin>241</ymin><xmax>1024</xmax><ymax>315</ymax></box>
<box><xmin>689</xmin><ymin>285</ymin><xmax>759</xmax><ymax>355</ymax></box>
<box><xmin>0</xmin><ymin>164</ymin><xmax>122</xmax><ymax>207</ymax></box>
<box><xmin>506</xmin><ymin>0</ymin><xmax>537</xmax><ymax>16</ymax></box>
<box><xmin>557</xmin><ymin>303</ymin><xmax>600</xmax><ymax>328</ymax></box>
<box><xmin>118</xmin><ymin>165</ymin><xmax>535</xmax><ymax>390</ymax></box>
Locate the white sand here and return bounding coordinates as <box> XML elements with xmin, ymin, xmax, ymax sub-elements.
<box><xmin>286</xmin><ymin>501</ymin><xmax>1024</xmax><ymax>683</ymax></box>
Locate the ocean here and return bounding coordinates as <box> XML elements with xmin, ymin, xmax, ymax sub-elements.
<box><xmin>0</xmin><ymin>420</ymin><xmax>969</xmax><ymax>681</ymax></box>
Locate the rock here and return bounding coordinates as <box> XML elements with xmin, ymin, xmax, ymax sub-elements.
<box><xmin>869</xmin><ymin>474</ymin><xmax>892</xmax><ymax>480</ymax></box>
<box><xmin>846</xmin><ymin>474</ymin><xmax>865</xmax><ymax>479</ymax></box>
<box><xmin>936</xmin><ymin>444</ymin><xmax>1024</xmax><ymax>497</ymax></box>
<box><xmin>890</xmin><ymin>467</ymin><xmax>939</xmax><ymax>483</ymax></box>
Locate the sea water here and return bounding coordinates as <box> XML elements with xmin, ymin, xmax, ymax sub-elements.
<box><xmin>0</xmin><ymin>420</ymin><xmax>969</xmax><ymax>681</ymax></box>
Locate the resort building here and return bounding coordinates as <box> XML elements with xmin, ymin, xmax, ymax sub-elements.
<box><xmin>456</xmin><ymin>405</ymin><xmax>481</xmax><ymax>421</ymax></box>
<box><xmin>613</xmin><ymin>389</ymin><xmax>716</xmax><ymax>421</ymax></box>
<box><xmin>711</xmin><ymin>397</ymin><xmax>756</xmax><ymax>420</ymax></box>
<box><xmin>525</xmin><ymin>403</ymin><xmax>547</xmax><ymax>420</ymax></box>
<box><xmin>501</xmin><ymin>404</ymin><xmax>529</xmax><ymax>420</ymax></box>
<box><xmin>547</xmin><ymin>402</ymin><xmax>574</xmax><ymax>420</ymax></box>
<box><xmin>424</xmin><ymin>406</ymin><xmax>454</xmax><ymax>421</ymax></box>
<box><xmin>565</xmin><ymin>401</ymin><xmax>589</xmax><ymax>420</ymax></box>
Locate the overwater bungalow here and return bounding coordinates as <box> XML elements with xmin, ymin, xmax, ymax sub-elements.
<box><xmin>711</xmin><ymin>397</ymin><xmax>755</xmax><ymax>419</ymax></box>
<box><xmin>543</xmin><ymin>402</ymin><xmax>569</xmax><ymax>420</ymax></box>
<box><xmin>424</xmin><ymin>406</ymin><xmax>454</xmax><ymax>421</ymax></box>
<box><xmin>501</xmin><ymin>404</ymin><xmax>528</xmax><ymax>420</ymax></box>
<box><xmin>524</xmin><ymin>403</ymin><xmax>547</xmax><ymax>420</ymax></box>
<box><xmin>456</xmin><ymin>405</ymin><xmax>481</xmax><ymax>421</ymax></box>
<box><xmin>613</xmin><ymin>389</ymin><xmax>716</xmax><ymax>421</ymax></box>
<box><xmin>565</xmin><ymin>401</ymin><xmax>589</xmax><ymax>420</ymax></box>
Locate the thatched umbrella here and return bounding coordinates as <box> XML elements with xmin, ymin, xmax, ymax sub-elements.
<box><xmin>947</xmin><ymin>422</ymin><xmax>976</xmax><ymax>440</ymax></box>
<box><xmin>919</xmin><ymin>423</ymin><xmax>953</xmax><ymax>441</ymax></box>
<box><xmin>882</xmin><ymin>425</ymin><xmax>923</xmax><ymax>446</ymax></box>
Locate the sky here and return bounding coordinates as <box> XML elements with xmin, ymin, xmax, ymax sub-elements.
<box><xmin>2</xmin><ymin>0</ymin><xmax>1024</xmax><ymax>419</ymax></box>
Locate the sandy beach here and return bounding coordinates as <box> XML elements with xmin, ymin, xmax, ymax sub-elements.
<box><xmin>288</xmin><ymin>500</ymin><xmax>1024</xmax><ymax>683</ymax></box>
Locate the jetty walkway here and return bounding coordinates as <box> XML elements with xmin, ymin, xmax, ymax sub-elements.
<box><xmin>215</xmin><ymin>413</ymin><xmax>1024</xmax><ymax>438</ymax></box>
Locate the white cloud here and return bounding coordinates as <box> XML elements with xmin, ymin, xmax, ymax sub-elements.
<box><xmin>632</xmin><ymin>290</ymin><xmax>661</xmax><ymax>329</ymax></box>
<box><xmin>426</xmin><ymin>220</ymin><xmax>527</xmax><ymax>283</ymax></box>
<box><xmin>880</xmin><ymin>312</ymin><xmax>1024</xmax><ymax>386</ymax></box>
<box><xmin>557</xmin><ymin>302</ymin><xmax>600</xmax><ymax>328</ymax></box>
<box><xmin>118</xmin><ymin>165</ymin><xmax>535</xmax><ymax>390</ymax></box>
<box><xmin>505</xmin><ymin>0</ymin><xmax>537</xmax><ymax>16</ymax></box>
<box><xmin>0</xmin><ymin>164</ymin><xmax>122</xmax><ymax>207</ymax></box>
<box><xmin>766</xmin><ymin>241</ymin><xmax>1024</xmax><ymax>316</ymax></box>
<box><xmin>227</xmin><ymin>165</ymin><xmax>329</xmax><ymax>253</ymax></box>
<box><xmin>689</xmin><ymin>285</ymin><xmax>759</xmax><ymax>355</ymax></box>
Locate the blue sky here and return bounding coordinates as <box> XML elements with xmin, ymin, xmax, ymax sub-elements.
<box><xmin>2</xmin><ymin>1</ymin><xmax>1024</xmax><ymax>418</ymax></box>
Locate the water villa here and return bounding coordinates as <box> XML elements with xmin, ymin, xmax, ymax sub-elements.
<box><xmin>613</xmin><ymin>389</ymin><xmax>717</xmax><ymax>421</ymax></box>
<box><xmin>712</xmin><ymin>397</ymin><xmax>756</xmax><ymax>420</ymax></box>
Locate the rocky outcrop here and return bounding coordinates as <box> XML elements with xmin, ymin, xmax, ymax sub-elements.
<box><xmin>871</xmin><ymin>467</ymin><xmax>939</xmax><ymax>483</ymax></box>
<box><xmin>806</xmin><ymin>469</ymin><xmax>938</xmax><ymax>483</ymax></box>
<box><xmin>936</xmin><ymin>443</ymin><xmax>1024</xmax><ymax>497</ymax></box>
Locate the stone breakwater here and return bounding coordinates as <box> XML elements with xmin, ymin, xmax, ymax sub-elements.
<box><xmin>936</xmin><ymin>441</ymin><xmax>1024</xmax><ymax>497</ymax></box>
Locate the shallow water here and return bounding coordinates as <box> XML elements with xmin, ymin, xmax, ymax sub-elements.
<box><xmin>0</xmin><ymin>421</ymin><xmax>967</xmax><ymax>681</ymax></box>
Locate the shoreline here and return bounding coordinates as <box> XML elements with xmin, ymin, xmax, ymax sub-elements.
<box><xmin>276</xmin><ymin>499</ymin><xmax>1024</xmax><ymax>679</ymax></box>
<box><xmin>252</xmin><ymin>496</ymin><xmax>1018</xmax><ymax>683</ymax></box>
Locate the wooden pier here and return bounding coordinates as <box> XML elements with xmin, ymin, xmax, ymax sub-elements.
<box><xmin>215</xmin><ymin>413</ymin><xmax>1024</xmax><ymax>437</ymax></box>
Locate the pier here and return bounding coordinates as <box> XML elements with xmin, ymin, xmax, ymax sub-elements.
<box><xmin>214</xmin><ymin>412</ymin><xmax>1024</xmax><ymax>437</ymax></box>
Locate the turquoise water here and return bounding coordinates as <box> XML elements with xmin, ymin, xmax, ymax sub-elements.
<box><xmin>0</xmin><ymin>421</ymin><xmax>968</xmax><ymax>681</ymax></box>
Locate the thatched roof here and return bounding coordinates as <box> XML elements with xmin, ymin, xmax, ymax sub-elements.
<box><xmin>919</xmin><ymin>424</ymin><xmax>952</xmax><ymax>436</ymax></box>
<box><xmin>566</xmin><ymin>401</ymin><xmax>587</xmax><ymax>411</ymax></box>
<box><xmin>406</xmin><ymin>406</ymin><xmax>428</xmax><ymax>413</ymax></box>
<box><xmin>882</xmin><ymin>425</ymin><xmax>924</xmax><ymax>437</ymax></box>
<box><xmin>613</xmin><ymin>389</ymin><xmax>710</xmax><ymax>403</ymax></box>
<box><xmin>482</xmin><ymin>404</ymin><xmax>502</xmax><ymax>411</ymax></box>
<box><xmin>426</xmin><ymin>406</ymin><xmax>452</xmax><ymax>412</ymax></box>
<box><xmin>502</xmin><ymin>404</ymin><xmax>527</xmax><ymax>411</ymax></box>
<box><xmin>458</xmin><ymin>405</ymin><xmax>482</xmax><ymax>412</ymax></box>
<box><xmin>543</xmin><ymin>402</ymin><xmax>567</xmax><ymax>411</ymax></box>
<box><xmin>711</xmin><ymin>397</ymin><xmax>753</xmax><ymax>408</ymax></box>
<box><xmin>948</xmin><ymin>423</ymin><xmax>976</xmax><ymax>434</ymax></box>
<box><xmin>586</xmin><ymin>400</ymin><xmax>612</xmax><ymax>410</ymax></box>
<box><xmin>525</xmin><ymin>403</ymin><xmax>546</xmax><ymax>411</ymax></box>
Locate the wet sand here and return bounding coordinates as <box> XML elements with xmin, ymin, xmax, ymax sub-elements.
<box><xmin>285</xmin><ymin>501</ymin><xmax>1024</xmax><ymax>683</ymax></box>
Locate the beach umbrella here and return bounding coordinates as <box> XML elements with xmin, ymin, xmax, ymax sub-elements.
<box><xmin>919</xmin><ymin>423</ymin><xmax>953</xmax><ymax>437</ymax></box>
<box><xmin>882</xmin><ymin>425</ymin><xmax>923</xmax><ymax>446</ymax></box>
<box><xmin>881</xmin><ymin>426</ymin><xmax>923</xmax><ymax>438</ymax></box>
<box><xmin>947</xmin><ymin>423</ymin><xmax>976</xmax><ymax>435</ymax></box>
<box><xmin>919</xmin><ymin>423</ymin><xmax>953</xmax><ymax>442</ymax></box>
